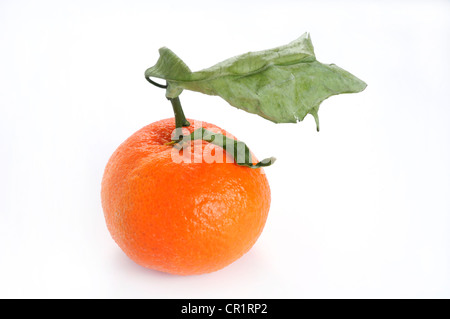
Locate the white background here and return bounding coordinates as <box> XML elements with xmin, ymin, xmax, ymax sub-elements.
<box><xmin>1</xmin><ymin>0</ymin><xmax>449</xmax><ymax>298</ymax></box>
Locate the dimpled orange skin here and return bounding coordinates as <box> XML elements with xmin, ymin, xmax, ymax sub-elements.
<box><xmin>101</xmin><ymin>118</ymin><xmax>271</xmax><ymax>275</ymax></box>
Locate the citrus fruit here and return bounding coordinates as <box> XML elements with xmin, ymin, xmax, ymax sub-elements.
<box><xmin>101</xmin><ymin>118</ymin><xmax>271</xmax><ymax>275</ymax></box>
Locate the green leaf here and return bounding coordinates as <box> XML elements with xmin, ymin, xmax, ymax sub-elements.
<box><xmin>145</xmin><ymin>33</ymin><xmax>367</xmax><ymax>130</ymax></box>
<box><xmin>173</xmin><ymin>128</ymin><xmax>276</xmax><ymax>169</ymax></box>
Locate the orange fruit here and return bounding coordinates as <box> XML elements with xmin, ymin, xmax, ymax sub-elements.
<box><xmin>101</xmin><ymin>118</ymin><xmax>271</xmax><ymax>275</ymax></box>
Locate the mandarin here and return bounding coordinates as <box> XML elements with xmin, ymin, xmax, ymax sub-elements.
<box><xmin>101</xmin><ymin>118</ymin><xmax>271</xmax><ymax>275</ymax></box>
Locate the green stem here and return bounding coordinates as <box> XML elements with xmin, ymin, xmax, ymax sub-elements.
<box><xmin>168</xmin><ymin>96</ymin><xmax>190</xmax><ymax>140</ymax></box>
